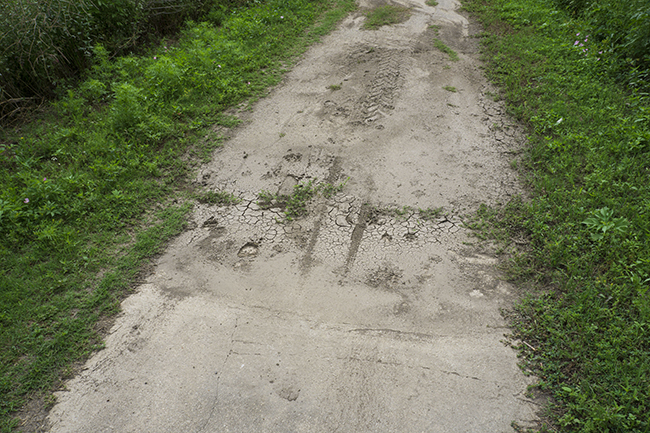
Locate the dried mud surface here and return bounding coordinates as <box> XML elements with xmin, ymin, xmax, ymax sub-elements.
<box><xmin>42</xmin><ymin>0</ymin><xmax>541</xmax><ymax>431</ymax></box>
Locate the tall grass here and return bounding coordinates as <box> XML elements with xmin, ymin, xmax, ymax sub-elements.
<box><xmin>0</xmin><ymin>0</ymin><xmax>355</xmax><ymax>429</ymax></box>
<box><xmin>464</xmin><ymin>0</ymin><xmax>650</xmax><ymax>431</ymax></box>
<box><xmin>0</xmin><ymin>0</ymin><xmax>240</xmax><ymax>121</ymax></box>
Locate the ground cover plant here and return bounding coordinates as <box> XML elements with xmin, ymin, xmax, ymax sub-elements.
<box><xmin>433</xmin><ymin>39</ymin><xmax>459</xmax><ymax>61</ymax></box>
<box><xmin>362</xmin><ymin>4</ymin><xmax>411</xmax><ymax>30</ymax></box>
<box><xmin>463</xmin><ymin>0</ymin><xmax>650</xmax><ymax>431</ymax></box>
<box><xmin>257</xmin><ymin>178</ymin><xmax>348</xmax><ymax>220</ymax></box>
<box><xmin>0</xmin><ymin>0</ymin><xmax>355</xmax><ymax>429</ymax></box>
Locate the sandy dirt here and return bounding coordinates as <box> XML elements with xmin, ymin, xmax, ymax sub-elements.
<box><xmin>42</xmin><ymin>0</ymin><xmax>541</xmax><ymax>431</ymax></box>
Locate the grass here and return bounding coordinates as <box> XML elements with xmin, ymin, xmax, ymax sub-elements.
<box><xmin>0</xmin><ymin>0</ymin><xmax>356</xmax><ymax>429</ymax></box>
<box><xmin>359</xmin><ymin>205</ymin><xmax>447</xmax><ymax>224</ymax></box>
<box><xmin>433</xmin><ymin>38</ymin><xmax>460</xmax><ymax>61</ymax></box>
<box><xmin>443</xmin><ymin>85</ymin><xmax>458</xmax><ymax>92</ymax></box>
<box><xmin>363</xmin><ymin>4</ymin><xmax>411</xmax><ymax>30</ymax></box>
<box><xmin>463</xmin><ymin>0</ymin><xmax>650</xmax><ymax>431</ymax></box>
<box><xmin>257</xmin><ymin>178</ymin><xmax>347</xmax><ymax>220</ymax></box>
<box><xmin>425</xmin><ymin>0</ymin><xmax>439</xmax><ymax>5</ymax></box>
<box><xmin>195</xmin><ymin>190</ymin><xmax>241</xmax><ymax>206</ymax></box>
<box><xmin>418</xmin><ymin>207</ymin><xmax>445</xmax><ymax>221</ymax></box>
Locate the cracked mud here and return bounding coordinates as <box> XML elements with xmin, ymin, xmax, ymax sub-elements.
<box><xmin>45</xmin><ymin>0</ymin><xmax>541</xmax><ymax>432</ymax></box>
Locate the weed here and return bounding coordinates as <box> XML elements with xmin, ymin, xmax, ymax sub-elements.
<box><xmin>418</xmin><ymin>207</ymin><xmax>445</xmax><ymax>221</ymax></box>
<box><xmin>195</xmin><ymin>191</ymin><xmax>241</xmax><ymax>206</ymax></box>
<box><xmin>443</xmin><ymin>85</ymin><xmax>457</xmax><ymax>92</ymax></box>
<box><xmin>546</xmin><ymin>0</ymin><xmax>650</xmax><ymax>91</ymax></box>
<box><xmin>328</xmin><ymin>84</ymin><xmax>342</xmax><ymax>90</ymax></box>
<box><xmin>257</xmin><ymin>190</ymin><xmax>278</xmax><ymax>209</ymax></box>
<box><xmin>257</xmin><ymin>178</ymin><xmax>348</xmax><ymax>220</ymax></box>
<box><xmin>0</xmin><ymin>0</ymin><xmax>215</xmax><ymax>120</ymax></box>
<box><xmin>285</xmin><ymin>180</ymin><xmax>319</xmax><ymax>220</ymax></box>
<box><xmin>425</xmin><ymin>0</ymin><xmax>439</xmax><ymax>5</ymax></box>
<box><xmin>372</xmin><ymin>204</ymin><xmax>447</xmax><ymax>222</ymax></box>
<box><xmin>582</xmin><ymin>207</ymin><xmax>629</xmax><ymax>242</ymax></box>
<box><xmin>363</xmin><ymin>5</ymin><xmax>411</xmax><ymax>30</ymax></box>
<box><xmin>321</xmin><ymin>178</ymin><xmax>348</xmax><ymax>198</ymax></box>
<box><xmin>433</xmin><ymin>39</ymin><xmax>459</xmax><ymax>61</ymax></box>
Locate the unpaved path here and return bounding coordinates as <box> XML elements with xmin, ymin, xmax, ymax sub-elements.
<box><xmin>45</xmin><ymin>0</ymin><xmax>540</xmax><ymax>431</ymax></box>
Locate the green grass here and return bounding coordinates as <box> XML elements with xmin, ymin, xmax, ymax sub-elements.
<box><xmin>257</xmin><ymin>178</ymin><xmax>347</xmax><ymax>220</ymax></box>
<box><xmin>425</xmin><ymin>0</ymin><xmax>439</xmax><ymax>6</ymax></box>
<box><xmin>363</xmin><ymin>4</ymin><xmax>411</xmax><ymax>30</ymax></box>
<box><xmin>463</xmin><ymin>0</ymin><xmax>650</xmax><ymax>431</ymax></box>
<box><xmin>433</xmin><ymin>38</ymin><xmax>460</xmax><ymax>61</ymax></box>
<box><xmin>195</xmin><ymin>190</ymin><xmax>242</xmax><ymax>206</ymax></box>
<box><xmin>418</xmin><ymin>207</ymin><xmax>445</xmax><ymax>221</ymax></box>
<box><xmin>0</xmin><ymin>0</ymin><xmax>356</xmax><ymax>429</ymax></box>
<box><xmin>443</xmin><ymin>85</ymin><xmax>458</xmax><ymax>92</ymax></box>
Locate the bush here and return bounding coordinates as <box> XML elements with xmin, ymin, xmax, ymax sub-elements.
<box><xmin>0</xmin><ymin>0</ymin><xmax>95</xmax><ymax>111</ymax></box>
<box><xmin>0</xmin><ymin>0</ymin><xmax>216</xmax><ymax>122</ymax></box>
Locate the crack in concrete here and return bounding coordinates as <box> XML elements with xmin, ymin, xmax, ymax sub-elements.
<box><xmin>441</xmin><ymin>370</ymin><xmax>481</xmax><ymax>381</ymax></box>
<box><xmin>337</xmin><ymin>355</ymin><xmax>432</xmax><ymax>370</ymax></box>
<box><xmin>349</xmin><ymin>327</ymin><xmax>434</xmax><ymax>341</ymax></box>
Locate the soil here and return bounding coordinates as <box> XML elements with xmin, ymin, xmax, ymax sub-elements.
<box><xmin>38</xmin><ymin>0</ymin><xmax>542</xmax><ymax>431</ymax></box>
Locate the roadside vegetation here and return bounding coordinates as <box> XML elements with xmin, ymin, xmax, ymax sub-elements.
<box><xmin>433</xmin><ymin>39</ymin><xmax>460</xmax><ymax>61</ymax></box>
<box><xmin>257</xmin><ymin>178</ymin><xmax>348</xmax><ymax>221</ymax></box>
<box><xmin>0</xmin><ymin>0</ymin><xmax>355</xmax><ymax>430</ymax></box>
<box><xmin>464</xmin><ymin>0</ymin><xmax>650</xmax><ymax>431</ymax></box>
<box><xmin>362</xmin><ymin>4</ymin><xmax>411</xmax><ymax>30</ymax></box>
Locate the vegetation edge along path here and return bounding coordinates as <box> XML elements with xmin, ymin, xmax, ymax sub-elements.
<box><xmin>0</xmin><ymin>0</ymin><xmax>355</xmax><ymax>430</ymax></box>
<box><xmin>464</xmin><ymin>0</ymin><xmax>650</xmax><ymax>431</ymax></box>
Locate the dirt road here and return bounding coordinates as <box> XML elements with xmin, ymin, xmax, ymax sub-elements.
<box><xmin>45</xmin><ymin>0</ymin><xmax>540</xmax><ymax>431</ymax></box>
